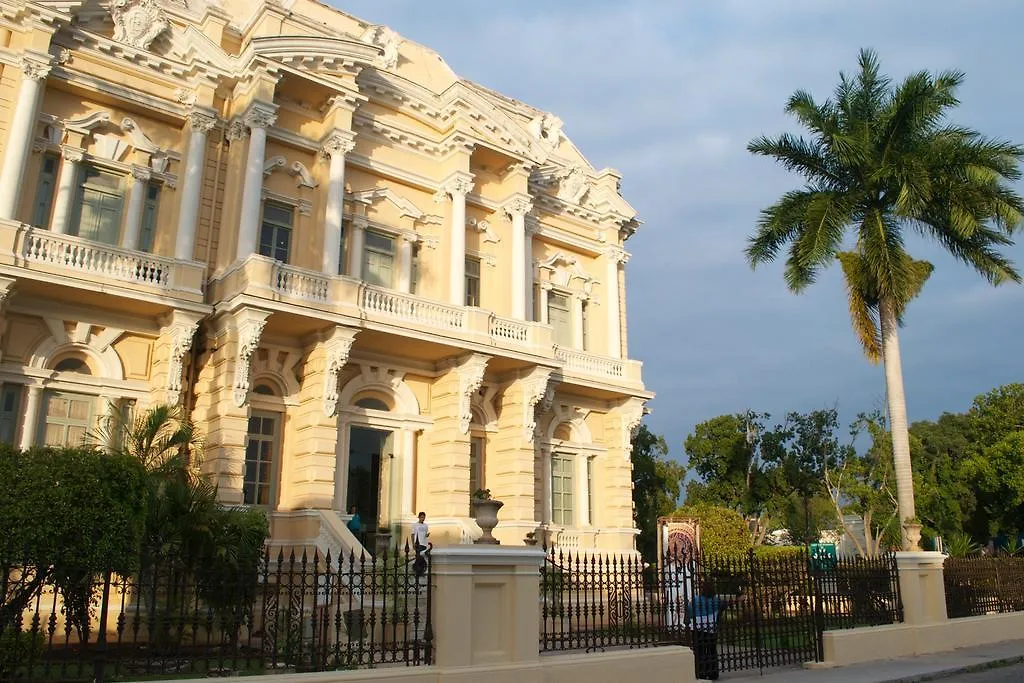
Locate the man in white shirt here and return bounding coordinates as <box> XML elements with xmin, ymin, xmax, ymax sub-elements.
<box><xmin>412</xmin><ymin>511</ymin><xmax>430</xmax><ymax>576</ymax></box>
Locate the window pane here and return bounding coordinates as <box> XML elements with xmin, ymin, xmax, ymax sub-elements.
<box><xmin>32</xmin><ymin>154</ymin><xmax>59</xmax><ymax>228</ymax></box>
<box><xmin>40</xmin><ymin>392</ymin><xmax>93</xmax><ymax>448</ymax></box>
<box><xmin>139</xmin><ymin>185</ymin><xmax>160</xmax><ymax>253</ymax></box>
<box><xmin>465</xmin><ymin>257</ymin><xmax>481</xmax><ymax>307</ymax></box>
<box><xmin>549</xmin><ymin>295</ymin><xmax>573</xmax><ymax>347</ymax></box>
<box><xmin>264</xmin><ymin>203</ymin><xmax>292</xmax><ymax>225</ymax></box>
<box><xmin>365</xmin><ymin>250</ymin><xmax>394</xmax><ymax>288</ymax></box>
<box><xmin>365</xmin><ymin>231</ymin><xmax>393</xmax><ymax>252</ymax></box>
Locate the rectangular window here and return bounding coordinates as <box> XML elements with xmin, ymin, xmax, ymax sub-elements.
<box><xmin>0</xmin><ymin>384</ymin><xmax>23</xmax><ymax>444</ymax></box>
<box><xmin>363</xmin><ymin>230</ymin><xmax>395</xmax><ymax>288</ymax></box>
<box><xmin>410</xmin><ymin>243</ymin><xmax>421</xmax><ymax>294</ymax></box>
<box><xmin>32</xmin><ymin>154</ymin><xmax>59</xmax><ymax>228</ymax></box>
<box><xmin>469</xmin><ymin>435</ymin><xmax>485</xmax><ymax>514</ymax></box>
<box><xmin>581</xmin><ymin>300</ymin><xmax>589</xmax><ymax>351</ymax></box>
<box><xmin>138</xmin><ymin>184</ymin><xmax>161</xmax><ymax>253</ymax></box>
<box><xmin>551</xmin><ymin>454</ymin><xmax>574</xmax><ymax>527</ymax></box>
<box><xmin>244</xmin><ymin>412</ymin><xmax>279</xmax><ymax>507</ymax></box>
<box><xmin>465</xmin><ymin>256</ymin><xmax>481</xmax><ymax>307</ymax></box>
<box><xmin>72</xmin><ymin>166</ymin><xmax>124</xmax><ymax>245</ymax></box>
<box><xmin>40</xmin><ymin>391</ymin><xmax>94</xmax><ymax>447</ymax></box>
<box><xmin>259</xmin><ymin>202</ymin><xmax>293</xmax><ymax>263</ymax></box>
<box><xmin>586</xmin><ymin>457</ymin><xmax>595</xmax><ymax>526</ymax></box>
<box><xmin>548</xmin><ymin>293</ymin><xmax>573</xmax><ymax>347</ymax></box>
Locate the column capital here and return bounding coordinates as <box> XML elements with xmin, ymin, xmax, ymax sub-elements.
<box><xmin>60</xmin><ymin>145</ymin><xmax>85</xmax><ymax>163</ymax></box>
<box><xmin>603</xmin><ymin>245</ymin><xmax>630</xmax><ymax>264</ymax></box>
<box><xmin>351</xmin><ymin>216</ymin><xmax>368</xmax><ymax>231</ymax></box>
<box><xmin>399</xmin><ymin>231</ymin><xmax>420</xmax><ymax>245</ymax></box>
<box><xmin>187</xmin><ymin>109</ymin><xmax>219</xmax><ymax>134</ymax></box>
<box><xmin>243</xmin><ymin>102</ymin><xmax>277</xmax><ymax>130</ymax></box>
<box><xmin>502</xmin><ymin>194</ymin><xmax>534</xmax><ymax>219</ymax></box>
<box><xmin>225</xmin><ymin>119</ymin><xmax>248</xmax><ymax>142</ymax></box>
<box><xmin>321</xmin><ymin>130</ymin><xmax>356</xmax><ymax>158</ymax></box>
<box><xmin>130</xmin><ymin>165</ymin><xmax>151</xmax><ymax>182</ymax></box>
<box><xmin>434</xmin><ymin>171</ymin><xmax>475</xmax><ymax>202</ymax></box>
<box><xmin>20</xmin><ymin>55</ymin><xmax>52</xmax><ymax>81</ymax></box>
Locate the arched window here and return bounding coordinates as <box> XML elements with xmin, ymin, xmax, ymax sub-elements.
<box><xmin>53</xmin><ymin>357</ymin><xmax>91</xmax><ymax>375</ymax></box>
<box><xmin>253</xmin><ymin>383</ymin><xmax>277</xmax><ymax>396</ymax></box>
<box><xmin>355</xmin><ymin>397</ymin><xmax>390</xmax><ymax>411</ymax></box>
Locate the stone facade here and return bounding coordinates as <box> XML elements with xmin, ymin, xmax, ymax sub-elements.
<box><xmin>0</xmin><ymin>0</ymin><xmax>650</xmax><ymax>554</ymax></box>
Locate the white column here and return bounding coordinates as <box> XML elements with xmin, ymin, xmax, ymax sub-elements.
<box><xmin>19</xmin><ymin>385</ymin><xmax>42</xmax><ymax>450</ymax></box>
<box><xmin>438</xmin><ymin>173</ymin><xmax>474</xmax><ymax>305</ymax></box>
<box><xmin>346</xmin><ymin>217</ymin><xmax>366</xmax><ymax>279</ymax></box>
<box><xmin>235</xmin><ymin>104</ymin><xmax>277</xmax><ymax>261</ymax></box>
<box><xmin>49</xmin><ymin>146</ymin><xmax>84</xmax><ymax>234</ymax></box>
<box><xmin>320</xmin><ymin>132</ymin><xmax>355</xmax><ymax>275</ymax></box>
<box><xmin>402</xmin><ymin>429</ymin><xmax>416</xmax><ymax>516</ymax></box>
<box><xmin>539</xmin><ymin>283</ymin><xmax>551</xmax><ymax>325</ymax></box>
<box><xmin>176</xmin><ymin>110</ymin><xmax>217</xmax><ymax>260</ymax></box>
<box><xmin>121</xmin><ymin>166</ymin><xmax>150</xmax><ymax>251</ymax></box>
<box><xmin>577</xmin><ymin>455</ymin><xmax>590</xmax><ymax>528</ymax></box>
<box><xmin>604</xmin><ymin>247</ymin><xmax>627</xmax><ymax>358</ymax></box>
<box><xmin>0</xmin><ymin>57</ymin><xmax>51</xmax><ymax>221</ymax></box>
<box><xmin>542</xmin><ymin>448</ymin><xmax>553</xmax><ymax>525</ymax></box>
<box><xmin>398</xmin><ymin>234</ymin><xmax>416</xmax><ymax>293</ymax></box>
<box><xmin>503</xmin><ymin>196</ymin><xmax>533</xmax><ymax>320</ymax></box>
<box><xmin>571</xmin><ymin>294</ymin><xmax>585</xmax><ymax>349</ymax></box>
<box><xmin>525</xmin><ymin>229</ymin><xmax>535</xmax><ymax>321</ymax></box>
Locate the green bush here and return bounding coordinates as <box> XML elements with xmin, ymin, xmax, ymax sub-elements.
<box><xmin>0</xmin><ymin>630</ymin><xmax>44</xmax><ymax>679</ymax></box>
<box><xmin>673</xmin><ymin>503</ymin><xmax>752</xmax><ymax>557</ymax></box>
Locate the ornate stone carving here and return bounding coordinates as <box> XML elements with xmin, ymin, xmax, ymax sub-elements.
<box><xmin>175</xmin><ymin>88</ymin><xmax>197</xmax><ymax>106</ymax></box>
<box><xmin>523</xmin><ymin>368</ymin><xmax>556</xmax><ymax>442</ymax></box>
<box><xmin>61</xmin><ymin>146</ymin><xmax>85</xmax><ymax>163</ymax></box>
<box><xmin>466</xmin><ymin>217</ymin><xmax>500</xmax><ymax>243</ymax></box>
<box><xmin>604</xmin><ymin>246</ymin><xmax>630</xmax><ymax>264</ymax></box>
<box><xmin>244</xmin><ymin>106</ymin><xmax>277</xmax><ymax>131</ymax></box>
<box><xmin>322</xmin><ymin>327</ymin><xmax>358</xmax><ymax>418</ymax></box>
<box><xmin>361</xmin><ymin>25</ymin><xmax>402</xmax><ymax>70</ymax></box>
<box><xmin>188</xmin><ymin>111</ymin><xmax>218</xmax><ymax>134</ymax></box>
<box><xmin>109</xmin><ymin>0</ymin><xmax>170</xmax><ymax>50</ymax></box>
<box><xmin>54</xmin><ymin>49</ymin><xmax>72</xmax><ymax>65</ymax></box>
<box><xmin>291</xmin><ymin>161</ymin><xmax>318</xmax><ymax>189</ymax></box>
<box><xmin>503</xmin><ymin>196</ymin><xmax>534</xmax><ymax>219</ymax></box>
<box><xmin>20</xmin><ymin>57</ymin><xmax>51</xmax><ymax>81</ymax></box>
<box><xmin>297</xmin><ymin>199</ymin><xmax>313</xmax><ymax>217</ymax></box>
<box><xmin>263</xmin><ymin>155</ymin><xmax>287</xmax><ymax>177</ymax></box>
<box><xmin>620</xmin><ymin>398</ymin><xmax>646</xmax><ymax>456</ymax></box>
<box><xmin>557</xmin><ymin>166</ymin><xmax>590</xmax><ymax>205</ymax></box>
<box><xmin>454</xmin><ymin>354</ymin><xmax>489</xmax><ymax>434</ymax></box>
<box><xmin>225</xmin><ymin>119</ymin><xmax>248</xmax><ymax>142</ymax></box>
<box><xmin>130</xmin><ymin>165</ymin><xmax>151</xmax><ymax>182</ymax></box>
<box><xmin>232</xmin><ymin>310</ymin><xmax>269</xmax><ymax>407</ymax></box>
<box><xmin>322</xmin><ymin>132</ymin><xmax>356</xmax><ymax>158</ymax></box>
<box><xmin>434</xmin><ymin>173</ymin><xmax>475</xmax><ymax>203</ymax></box>
<box><xmin>164</xmin><ymin>318</ymin><xmax>199</xmax><ymax>405</ymax></box>
<box><xmin>527</xmin><ymin>113</ymin><xmax>563</xmax><ymax>150</ymax></box>
<box><xmin>120</xmin><ymin>117</ymin><xmax>159</xmax><ymax>154</ymax></box>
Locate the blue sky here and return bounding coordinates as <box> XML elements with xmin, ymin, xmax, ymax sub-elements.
<box><xmin>333</xmin><ymin>1</ymin><xmax>1024</xmax><ymax>464</ymax></box>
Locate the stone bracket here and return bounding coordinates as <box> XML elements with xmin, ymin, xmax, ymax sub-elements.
<box><xmin>321</xmin><ymin>326</ymin><xmax>359</xmax><ymax>417</ymax></box>
<box><xmin>620</xmin><ymin>397</ymin><xmax>646</xmax><ymax>458</ymax></box>
<box><xmin>160</xmin><ymin>309</ymin><xmax>203</xmax><ymax>406</ymax></box>
<box><xmin>231</xmin><ymin>308</ymin><xmax>271</xmax><ymax>407</ymax></box>
<box><xmin>522</xmin><ymin>367</ymin><xmax>557</xmax><ymax>443</ymax></box>
<box><xmin>448</xmin><ymin>353</ymin><xmax>490</xmax><ymax>434</ymax></box>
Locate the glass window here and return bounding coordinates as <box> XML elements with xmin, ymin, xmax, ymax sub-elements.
<box><xmin>72</xmin><ymin>166</ymin><xmax>124</xmax><ymax>245</ymax></box>
<box><xmin>32</xmin><ymin>153</ymin><xmax>59</xmax><ymax>228</ymax></box>
<box><xmin>40</xmin><ymin>391</ymin><xmax>94</xmax><ymax>447</ymax></box>
<box><xmin>337</xmin><ymin>219</ymin><xmax>347</xmax><ymax>275</ymax></box>
<box><xmin>54</xmin><ymin>358</ymin><xmax>90</xmax><ymax>374</ymax></box>
<box><xmin>363</xmin><ymin>231</ymin><xmax>395</xmax><ymax>288</ymax></box>
<box><xmin>551</xmin><ymin>454</ymin><xmax>574</xmax><ymax>527</ymax></box>
<box><xmin>244</xmin><ymin>413</ymin><xmax>279</xmax><ymax>506</ymax></box>
<box><xmin>465</xmin><ymin>256</ymin><xmax>481</xmax><ymax>307</ymax></box>
<box><xmin>259</xmin><ymin>202</ymin><xmax>293</xmax><ymax>263</ymax></box>
<box><xmin>0</xmin><ymin>384</ymin><xmax>23</xmax><ymax>444</ymax></box>
<box><xmin>355</xmin><ymin>397</ymin><xmax>390</xmax><ymax>411</ymax></box>
<box><xmin>410</xmin><ymin>243</ymin><xmax>421</xmax><ymax>294</ymax></box>
<box><xmin>548</xmin><ymin>293</ymin><xmax>573</xmax><ymax>347</ymax></box>
<box><xmin>469</xmin><ymin>435</ymin><xmax>485</xmax><ymax>513</ymax></box>
<box><xmin>139</xmin><ymin>183</ymin><xmax>160</xmax><ymax>253</ymax></box>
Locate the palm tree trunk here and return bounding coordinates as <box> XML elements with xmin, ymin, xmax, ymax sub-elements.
<box><xmin>879</xmin><ymin>298</ymin><xmax>918</xmax><ymax>550</ymax></box>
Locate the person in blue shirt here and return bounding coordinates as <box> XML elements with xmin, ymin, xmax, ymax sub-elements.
<box><xmin>690</xmin><ymin>578</ymin><xmax>733</xmax><ymax>681</ymax></box>
<box><xmin>347</xmin><ymin>505</ymin><xmax>363</xmax><ymax>544</ymax></box>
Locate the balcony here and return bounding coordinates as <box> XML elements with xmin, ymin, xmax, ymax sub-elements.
<box><xmin>212</xmin><ymin>255</ymin><xmax>554</xmax><ymax>357</ymax></box>
<box><xmin>0</xmin><ymin>221</ymin><xmax>206</xmax><ymax>305</ymax></box>
<box><xmin>554</xmin><ymin>345</ymin><xmax>645</xmax><ymax>387</ymax></box>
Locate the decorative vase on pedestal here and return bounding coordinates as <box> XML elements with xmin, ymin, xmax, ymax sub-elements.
<box><xmin>471</xmin><ymin>499</ymin><xmax>504</xmax><ymax>544</ymax></box>
<box><xmin>903</xmin><ymin>522</ymin><xmax>923</xmax><ymax>551</ymax></box>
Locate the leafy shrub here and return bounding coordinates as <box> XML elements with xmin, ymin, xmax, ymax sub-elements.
<box><xmin>0</xmin><ymin>630</ymin><xmax>43</xmax><ymax>679</ymax></box>
<box><xmin>673</xmin><ymin>503</ymin><xmax>752</xmax><ymax>557</ymax></box>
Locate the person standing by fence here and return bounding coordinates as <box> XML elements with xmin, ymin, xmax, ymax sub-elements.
<box><xmin>412</xmin><ymin>511</ymin><xmax>431</xmax><ymax>577</ymax></box>
<box><xmin>690</xmin><ymin>578</ymin><xmax>726</xmax><ymax>680</ymax></box>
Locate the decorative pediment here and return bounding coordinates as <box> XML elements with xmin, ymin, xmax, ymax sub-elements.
<box><xmin>263</xmin><ymin>156</ymin><xmax>319</xmax><ymax>189</ymax></box>
<box><xmin>246</xmin><ymin>35</ymin><xmax>382</xmax><ymax>73</ymax></box>
<box><xmin>537</xmin><ymin>252</ymin><xmax>595</xmax><ymax>291</ymax></box>
<box><xmin>108</xmin><ymin>0</ymin><xmax>171</xmax><ymax>51</ymax></box>
<box><xmin>351</xmin><ymin>187</ymin><xmax>434</xmax><ymax>222</ymax></box>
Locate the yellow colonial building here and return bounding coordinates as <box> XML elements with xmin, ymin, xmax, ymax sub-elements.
<box><xmin>0</xmin><ymin>0</ymin><xmax>650</xmax><ymax>554</ymax></box>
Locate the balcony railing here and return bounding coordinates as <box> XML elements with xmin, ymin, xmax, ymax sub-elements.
<box><xmin>555</xmin><ymin>346</ymin><xmax>624</xmax><ymax>378</ymax></box>
<box><xmin>273</xmin><ymin>262</ymin><xmax>330</xmax><ymax>303</ymax></box>
<box><xmin>361</xmin><ymin>285</ymin><xmax>466</xmax><ymax>331</ymax></box>
<box><xmin>489</xmin><ymin>314</ymin><xmax>529</xmax><ymax>344</ymax></box>
<box><xmin>23</xmin><ymin>230</ymin><xmax>174</xmax><ymax>287</ymax></box>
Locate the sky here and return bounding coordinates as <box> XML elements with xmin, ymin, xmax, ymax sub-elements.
<box><xmin>332</xmin><ymin>0</ymin><xmax>1024</xmax><ymax>466</ymax></box>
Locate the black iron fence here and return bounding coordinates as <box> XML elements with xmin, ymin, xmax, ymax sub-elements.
<box><xmin>539</xmin><ymin>547</ymin><xmax>901</xmax><ymax>675</ymax></box>
<box><xmin>0</xmin><ymin>546</ymin><xmax>432</xmax><ymax>682</ymax></box>
<box><xmin>944</xmin><ymin>556</ymin><xmax>1024</xmax><ymax>618</ymax></box>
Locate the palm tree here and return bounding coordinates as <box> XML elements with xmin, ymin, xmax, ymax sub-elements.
<box><xmin>746</xmin><ymin>49</ymin><xmax>1024</xmax><ymax>549</ymax></box>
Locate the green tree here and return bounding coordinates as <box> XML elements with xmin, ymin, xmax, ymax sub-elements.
<box><xmin>673</xmin><ymin>503</ymin><xmax>752</xmax><ymax>557</ymax></box>
<box><xmin>631</xmin><ymin>424</ymin><xmax>684</xmax><ymax>561</ymax></box>
<box><xmin>909</xmin><ymin>412</ymin><xmax>974</xmax><ymax>540</ymax></box>
<box><xmin>747</xmin><ymin>49</ymin><xmax>1024</xmax><ymax>548</ymax></box>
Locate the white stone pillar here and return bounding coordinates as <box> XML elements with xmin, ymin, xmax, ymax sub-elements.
<box><xmin>19</xmin><ymin>384</ymin><xmax>42</xmax><ymax>450</ymax></box>
<box><xmin>176</xmin><ymin>110</ymin><xmax>217</xmax><ymax>261</ymax></box>
<box><xmin>571</xmin><ymin>294</ymin><xmax>585</xmax><ymax>349</ymax></box>
<box><xmin>235</xmin><ymin>104</ymin><xmax>277</xmax><ymax>261</ymax></box>
<box><xmin>49</xmin><ymin>146</ymin><xmax>84</xmax><ymax>235</ymax></box>
<box><xmin>346</xmin><ymin>217</ymin><xmax>366</xmax><ymax>279</ymax></box>
<box><xmin>320</xmin><ymin>132</ymin><xmax>355</xmax><ymax>275</ymax></box>
<box><xmin>402</xmin><ymin>429</ymin><xmax>416</xmax><ymax>516</ymax></box>
<box><xmin>398</xmin><ymin>234</ymin><xmax>416</xmax><ymax>293</ymax></box>
<box><xmin>541</xmin><ymin>448</ymin><xmax>553</xmax><ymax>525</ymax></box>
<box><xmin>437</xmin><ymin>173</ymin><xmax>474</xmax><ymax>305</ymax></box>
<box><xmin>503</xmin><ymin>196</ymin><xmax>533</xmax><ymax>320</ymax></box>
<box><xmin>0</xmin><ymin>57</ymin><xmax>51</xmax><ymax>221</ymax></box>
<box><xmin>121</xmin><ymin>166</ymin><xmax>150</xmax><ymax>251</ymax></box>
<box><xmin>604</xmin><ymin>247</ymin><xmax>627</xmax><ymax>358</ymax></box>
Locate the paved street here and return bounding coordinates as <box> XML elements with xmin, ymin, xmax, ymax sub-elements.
<box><xmin>944</xmin><ymin>664</ymin><xmax>1024</xmax><ymax>682</ymax></box>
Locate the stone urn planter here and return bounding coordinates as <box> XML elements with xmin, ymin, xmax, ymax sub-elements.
<box><xmin>471</xmin><ymin>490</ymin><xmax>503</xmax><ymax>545</ymax></box>
<box><xmin>903</xmin><ymin>520</ymin><xmax>923</xmax><ymax>551</ymax></box>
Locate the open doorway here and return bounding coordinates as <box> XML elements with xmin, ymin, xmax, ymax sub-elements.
<box><xmin>346</xmin><ymin>426</ymin><xmax>395</xmax><ymax>541</ymax></box>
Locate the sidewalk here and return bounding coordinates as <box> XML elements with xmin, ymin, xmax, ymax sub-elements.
<box><xmin>716</xmin><ymin>640</ymin><xmax>1024</xmax><ymax>682</ymax></box>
